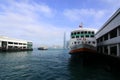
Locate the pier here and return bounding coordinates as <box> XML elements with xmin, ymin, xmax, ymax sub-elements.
<box><xmin>0</xmin><ymin>36</ymin><xmax>33</xmax><ymax>51</ymax></box>
<box><xmin>96</xmin><ymin>8</ymin><xmax>120</xmax><ymax>57</ymax></box>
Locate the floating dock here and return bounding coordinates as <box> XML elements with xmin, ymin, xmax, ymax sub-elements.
<box><xmin>0</xmin><ymin>36</ymin><xmax>33</xmax><ymax>51</ymax></box>
<box><xmin>96</xmin><ymin>8</ymin><xmax>120</xmax><ymax>57</ymax></box>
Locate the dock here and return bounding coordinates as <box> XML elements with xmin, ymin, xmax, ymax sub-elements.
<box><xmin>0</xmin><ymin>36</ymin><xmax>33</xmax><ymax>51</ymax></box>
<box><xmin>96</xmin><ymin>8</ymin><xmax>120</xmax><ymax>57</ymax></box>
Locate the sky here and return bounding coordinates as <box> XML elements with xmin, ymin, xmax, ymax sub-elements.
<box><xmin>0</xmin><ymin>0</ymin><xmax>120</xmax><ymax>48</ymax></box>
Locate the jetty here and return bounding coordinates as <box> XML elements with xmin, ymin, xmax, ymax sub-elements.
<box><xmin>0</xmin><ymin>36</ymin><xmax>33</xmax><ymax>51</ymax></box>
<box><xmin>96</xmin><ymin>8</ymin><xmax>120</xmax><ymax>57</ymax></box>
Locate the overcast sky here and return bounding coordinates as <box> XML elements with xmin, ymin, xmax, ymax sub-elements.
<box><xmin>0</xmin><ymin>0</ymin><xmax>119</xmax><ymax>47</ymax></box>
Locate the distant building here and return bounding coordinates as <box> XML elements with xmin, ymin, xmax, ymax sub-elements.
<box><xmin>0</xmin><ymin>36</ymin><xmax>33</xmax><ymax>51</ymax></box>
<box><xmin>95</xmin><ymin>8</ymin><xmax>120</xmax><ymax>57</ymax></box>
<box><xmin>63</xmin><ymin>32</ymin><xmax>66</xmax><ymax>49</ymax></box>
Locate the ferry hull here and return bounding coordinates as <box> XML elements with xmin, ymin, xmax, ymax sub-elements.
<box><xmin>69</xmin><ymin>47</ymin><xmax>97</xmax><ymax>55</ymax></box>
<box><xmin>69</xmin><ymin>44</ymin><xmax>97</xmax><ymax>55</ymax></box>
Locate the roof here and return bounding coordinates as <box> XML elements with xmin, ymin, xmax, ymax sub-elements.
<box><xmin>71</xmin><ymin>28</ymin><xmax>98</xmax><ymax>33</ymax></box>
<box><xmin>0</xmin><ymin>36</ymin><xmax>31</xmax><ymax>43</ymax></box>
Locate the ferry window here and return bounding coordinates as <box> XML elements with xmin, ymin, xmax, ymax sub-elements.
<box><xmin>86</xmin><ymin>35</ymin><xmax>89</xmax><ymax>38</ymax></box>
<box><xmin>78</xmin><ymin>42</ymin><xmax>80</xmax><ymax>44</ymax></box>
<box><xmin>77</xmin><ymin>32</ymin><xmax>80</xmax><ymax>34</ymax></box>
<box><xmin>91</xmin><ymin>35</ymin><xmax>94</xmax><ymax>37</ymax></box>
<box><xmin>85</xmin><ymin>31</ymin><xmax>87</xmax><ymax>34</ymax></box>
<box><xmin>81</xmin><ymin>35</ymin><xmax>84</xmax><ymax>38</ymax></box>
<box><xmin>88</xmin><ymin>41</ymin><xmax>91</xmax><ymax>44</ymax></box>
<box><xmin>74</xmin><ymin>42</ymin><xmax>76</xmax><ymax>44</ymax></box>
<box><xmin>76</xmin><ymin>36</ymin><xmax>79</xmax><ymax>38</ymax></box>
<box><xmin>71</xmin><ymin>33</ymin><xmax>73</xmax><ymax>36</ymax></box>
<box><xmin>93</xmin><ymin>41</ymin><xmax>95</xmax><ymax>44</ymax></box>
<box><xmin>81</xmin><ymin>31</ymin><xmax>84</xmax><ymax>34</ymax></box>
<box><xmin>74</xmin><ymin>32</ymin><xmax>76</xmax><ymax>35</ymax></box>
<box><xmin>92</xmin><ymin>31</ymin><xmax>94</xmax><ymax>34</ymax></box>
<box><xmin>72</xmin><ymin>36</ymin><xmax>75</xmax><ymax>38</ymax></box>
<box><xmin>88</xmin><ymin>31</ymin><xmax>91</xmax><ymax>34</ymax></box>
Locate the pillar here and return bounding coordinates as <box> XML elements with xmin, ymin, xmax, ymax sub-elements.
<box><xmin>117</xmin><ymin>27</ymin><xmax>120</xmax><ymax>36</ymax></box>
<box><xmin>117</xmin><ymin>44</ymin><xmax>120</xmax><ymax>56</ymax></box>
<box><xmin>108</xmin><ymin>45</ymin><xmax>110</xmax><ymax>55</ymax></box>
<box><xmin>108</xmin><ymin>33</ymin><xmax>110</xmax><ymax>39</ymax></box>
<box><xmin>102</xmin><ymin>46</ymin><xmax>104</xmax><ymax>53</ymax></box>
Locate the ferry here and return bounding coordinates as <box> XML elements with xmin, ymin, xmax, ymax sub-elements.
<box><xmin>38</xmin><ymin>46</ymin><xmax>48</xmax><ymax>50</ymax></box>
<box><xmin>69</xmin><ymin>25</ymin><xmax>97</xmax><ymax>55</ymax></box>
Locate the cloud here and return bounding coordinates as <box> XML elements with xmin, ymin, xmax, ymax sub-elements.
<box><xmin>0</xmin><ymin>0</ymin><xmax>70</xmax><ymax>47</ymax></box>
<box><xmin>101</xmin><ymin>0</ymin><xmax>120</xmax><ymax>8</ymax></box>
<box><xmin>63</xmin><ymin>8</ymin><xmax>107</xmax><ymax>21</ymax></box>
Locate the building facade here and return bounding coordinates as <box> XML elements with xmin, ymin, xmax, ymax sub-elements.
<box><xmin>0</xmin><ymin>36</ymin><xmax>33</xmax><ymax>51</ymax></box>
<box><xmin>96</xmin><ymin>8</ymin><xmax>120</xmax><ymax>57</ymax></box>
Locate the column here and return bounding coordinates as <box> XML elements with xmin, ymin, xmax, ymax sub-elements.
<box><xmin>108</xmin><ymin>45</ymin><xmax>110</xmax><ymax>55</ymax></box>
<box><xmin>117</xmin><ymin>27</ymin><xmax>119</xmax><ymax>36</ymax></box>
<box><xmin>102</xmin><ymin>46</ymin><xmax>104</xmax><ymax>54</ymax></box>
<box><xmin>108</xmin><ymin>33</ymin><xmax>110</xmax><ymax>39</ymax></box>
<box><xmin>117</xmin><ymin>44</ymin><xmax>120</xmax><ymax>56</ymax></box>
<box><xmin>6</xmin><ymin>42</ymin><xmax>8</xmax><ymax>50</ymax></box>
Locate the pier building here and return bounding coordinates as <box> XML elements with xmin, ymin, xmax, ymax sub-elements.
<box><xmin>96</xmin><ymin>8</ymin><xmax>120</xmax><ymax>57</ymax></box>
<box><xmin>0</xmin><ymin>36</ymin><xmax>33</xmax><ymax>51</ymax></box>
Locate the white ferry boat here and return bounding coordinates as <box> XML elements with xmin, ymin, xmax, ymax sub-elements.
<box><xmin>38</xmin><ymin>46</ymin><xmax>48</xmax><ymax>50</ymax></box>
<box><xmin>69</xmin><ymin>25</ymin><xmax>97</xmax><ymax>55</ymax></box>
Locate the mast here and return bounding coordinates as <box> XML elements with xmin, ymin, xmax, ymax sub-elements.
<box><xmin>79</xmin><ymin>22</ymin><xmax>83</xmax><ymax>28</ymax></box>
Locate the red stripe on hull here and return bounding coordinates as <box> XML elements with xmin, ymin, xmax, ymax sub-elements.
<box><xmin>69</xmin><ymin>48</ymin><xmax>97</xmax><ymax>54</ymax></box>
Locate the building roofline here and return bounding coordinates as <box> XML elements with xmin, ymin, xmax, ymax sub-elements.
<box><xmin>96</xmin><ymin>8</ymin><xmax>120</xmax><ymax>35</ymax></box>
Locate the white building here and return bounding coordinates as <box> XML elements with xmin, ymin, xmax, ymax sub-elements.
<box><xmin>96</xmin><ymin>8</ymin><xmax>120</xmax><ymax>57</ymax></box>
<box><xmin>0</xmin><ymin>36</ymin><xmax>33</xmax><ymax>51</ymax></box>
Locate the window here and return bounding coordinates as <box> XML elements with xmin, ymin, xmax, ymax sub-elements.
<box><xmin>71</xmin><ymin>33</ymin><xmax>73</xmax><ymax>36</ymax></box>
<box><xmin>74</xmin><ymin>42</ymin><xmax>76</xmax><ymax>44</ymax></box>
<box><xmin>85</xmin><ymin>31</ymin><xmax>87</xmax><ymax>34</ymax></box>
<box><xmin>92</xmin><ymin>41</ymin><xmax>95</xmax><ymax>44</ymax></box>
<box><xmin>23</xmin><ymin>43</ymin><xmax>26</xmax><ymax>45</ymax></box>
<box><xmin>74</xmin><ymin>32</ymin><xmax>76</xmax><ymax>35</ymax></box>
<box><xmin>104</xmin><ymin>33</ymin><xmax>108</xmax><ymax>41</ymax></box>
<box><xmin>81</xmin><ymin>35</ymin><xmax>84</xmax><ymax>38</ymax></box>
<box><xmin>110</xmin><ymin>28</ymin><xmax>117</xmax><ymax>39</ymax></box>
<box><xmin>8</xmin><ymin>46</ymin><xmax>13</xmax><ymax>49</ymax></box>
<box><xmin>92</xmin><ymin>31</ymin><xmax>94</xmax><ymax>34</ymax></box>
<box><xmin>81</xmin><ymin>31</ymin><xmax>84</xmax><ymax>34</ymax></box>
<box><xmin>14</xmin><ymin>42</ymin><xmax>18</xmax><ymax>44</ymax></box>
<box><xmin>86</xmin><ymin>35</ymin><xmax>89</xmax><ymax>38</ymax></box>
<box><xmin>8</xmin><ymin>42</ymin><xmax>13</xmax><ymax>44</ymax></box>
<box><xmin>76</xmin><ymin>36</ymin><xmax>79</xmax><ymax>38</ymax></box>
<box><xmin>19</xmin><ymin>43</ymin><xmax>22</xmax><ymax>45</ymax></box>
<box><xmin>88</xmin><ymin>31</ymin><xmax>91</xmax><ymax>34</ymax></box>
<box><xmin>72</xmin><ymin>36</ymin><xmax>75</xmax><ymax>38</ymax></box>
<box><xmin>77</xmin><ymin>32</ymin><xmax>80</xmax><ymax>34</ymax></box>
<box><xmin>91</xmin><ymin>35</ymin><xmax>94</xmax><ymax>37</ymax></box>
<box><xmin>88</xmin><ymin>41</ymin><xmax>91</xmax><ymax>44</ymax></box>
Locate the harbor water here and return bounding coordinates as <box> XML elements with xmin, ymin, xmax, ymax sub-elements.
<box><xmin>0</xmin><ymin>49</ymin><xmax>120</xmax><ymax>80</ymax></box>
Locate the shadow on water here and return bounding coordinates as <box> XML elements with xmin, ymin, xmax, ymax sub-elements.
<box><xmin>68</xmin><ymin>53</ymin><xmax>120</xmax><ymax>80</ymax></box>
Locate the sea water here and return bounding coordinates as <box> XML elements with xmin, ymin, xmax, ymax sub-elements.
<box><xmin>0</xmin><ymin>49</ymin><xmax>120</xmax><ymax>80</ymax></box>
